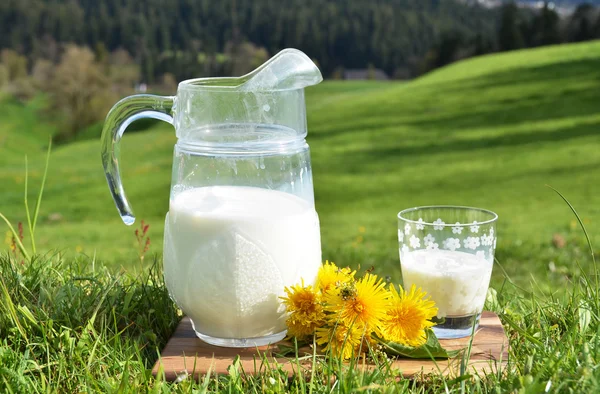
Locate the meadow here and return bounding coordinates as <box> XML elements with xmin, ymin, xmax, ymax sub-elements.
<box><xmin>1</xmin><ymin>41</ymin><xmax>600</xmax><ymax>392</ymax></box>
<box><xmin>2</xmin><ymin>41</ymin><xmax>600</xmax><ymax>281</ymax></box>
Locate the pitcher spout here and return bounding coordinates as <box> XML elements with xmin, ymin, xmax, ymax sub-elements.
<box><xmin>238</xmin><ymin>48</ymin><xmax>323</xmax><ymax>91</ymax></box>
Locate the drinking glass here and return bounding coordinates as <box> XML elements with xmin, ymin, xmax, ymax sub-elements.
<box><xmin>397</xmin><ymin>206</ymin><xmax>498</xmax><ymax>339</ymax></box>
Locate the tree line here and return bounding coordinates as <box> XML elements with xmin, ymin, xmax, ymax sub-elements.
<box><xmin>2</xmin><ymin>1</ymin><xmax>599</xmax><ymax>81</ymax></box>
<box><xmin>422</xmin><ymin>2</ymin><xmax>600</xmax><ymax>71</ymax></box>
<box><xmin>1</xmin><ymin>0</ymin><xmax>500</xmax><ymax>82</ymax></box>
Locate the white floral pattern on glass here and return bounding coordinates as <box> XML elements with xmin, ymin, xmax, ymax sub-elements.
<box><xmin>416</xmin><ymin>218</ymin><xmax>425</xmax><ymax>230</ymax></box>
<box><xmin>404</xmin><ymin>223</ymin><xmax>411</xmax><ymax>235</ymax></box>
<box><xmin>423</xmin><ymin>234</ymin><xmax>436</xmax><ymax>246</ymax></box>
<box><xmin>409</xmin><ymin>235</ymin><xmax>420</xmax><ymax>248</ymax></box>
<box><xmin>481</xmin><ymin>233</ymin><xmax>493</xmax><ymax>246</ymax></box>
<box><xmin>401</xmin><ymin>244</ymin><xmax>409</xmax><ymax>255</ymax></box>
<box><xmin>493</xmin><ymin>238</ymin><xmax>497</xmax><ymax>249</ymax></box>
<box><xmin>489</xmin><ymin>227</ymin><xmax>494</xmax><ymax>237</ymax></box>
<box><xmin>470</xmin><ymin>221</ymin><xmax>480</xmax><ymax>233</ymax></box>
<box><xmin>426</xmin><ymin>242</ymin><xmax>439</xmax><ymax>250</ymax></box>
<box><xmin>463</xmin><ymin>236</ymin><xmax>480</xmax><ymax>250</ymax></box>
<box><xmin>443</xmin><ymin>237</ymin><xmax>461</xmax><ymax>251</ymax></box>
<box><xmin>433</xmin><ymin>218</ymin><xmax>445</xmax><ymax>231</ymax></box>
<box><xmin>398</xmin><ymin>229</ymin><xmax>404</xmax><ymax>242</ymax></box>
<box><xmin>452</xmin><ymin>222</ymin><xmax>463</xmax><ymax>234</ymax></box>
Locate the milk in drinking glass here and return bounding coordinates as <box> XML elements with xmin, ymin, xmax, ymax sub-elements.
<box><xmin>398</xmin><ymin>206</ymin><xmax>498</xmax><ymax>339</ymax></box>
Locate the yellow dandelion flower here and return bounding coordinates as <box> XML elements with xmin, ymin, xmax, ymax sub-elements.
<box><xmin>316</xmin><ymin>323</ymin><xmax>364</xmax><ymax>360</ymax></box>
<box><xmin>324</xmin><ymin>273</ymin><xmax>388</xmax><ymax>336</ymax></box>
<box><xmin>280</xmin><ymin>281</ymin><xmax>325</xmax><ymax>338</ymax></box>
<box><xmin>383</xmin><ymin>284</ymin><xmax>438</xmax><ymax>347</ymax></box>
<box><xmin>316</xmin><ymin>261</ymin><xmax>356</xmax><ymax>294</ymax></box>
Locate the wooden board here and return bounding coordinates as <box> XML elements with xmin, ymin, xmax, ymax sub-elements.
<box><xmin>152</xmin><ymin>311</ymin><xmax>508</xmax><ymax>380</ymax></box>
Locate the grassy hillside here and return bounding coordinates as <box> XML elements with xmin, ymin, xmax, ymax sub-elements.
<box><xmin>1</xmin><ymin>41</ymin><xmax>599</xmax><ymax>287</ymax></box>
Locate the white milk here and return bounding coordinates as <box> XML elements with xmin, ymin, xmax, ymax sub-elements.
<box><xmin>400</xmin><ymin>249</ymin><xmax>492</xmax><ymax>318</ymax></box>
<box><xmin>163</xmin><ymin>186</ymin><xmax>322</xmax><ymax>339</ymax></box>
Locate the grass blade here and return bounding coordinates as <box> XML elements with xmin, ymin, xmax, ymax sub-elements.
<box><xmin>546</xmin><ymin>185</ymin><xmax>596</xmax><ymax>265</ymax></box>
<box><xmin>31</xmin><ymin>139</ymin><xmax>52</xmax><ymax>247</ymax></box>
<box><xmin>546</xmin><ymin>185</ymin><xmax>598</xmax><ymax>309</ymax></box>
<box><xmin>500</xmin><ymin>312</ymin><xmax>543</xmax><ymax>347</ymax></box>
<box><xmin>0</xmin><ymin>276</ymin><xmax>28</xmax><ymax>343</ymax></box>
<box><xmin>309</xmin><ymin>334</ymin><xmax>317</xmax><ymax>394</ymax></box>
<box><xmin>0</xmin><ymin>212</ymin><xmax>31</xmax><ymax>261</ymax></box>
<box><xmin>24</xmin><ymin>155</ymin><xmax>35</xmax><ymax>253</ymax></box>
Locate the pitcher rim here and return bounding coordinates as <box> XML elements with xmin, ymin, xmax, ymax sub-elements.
<box><xmin>178</xmin><ymin>77</ymin><xmax>304</xmax><ymax>93</ymax></box>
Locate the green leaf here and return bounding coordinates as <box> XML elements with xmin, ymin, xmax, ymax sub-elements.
<box><xmin>274</xmin><ymin>344</ymin><xmax>297</xmax><ymax>358</ymax></box>
<box><xmin>578</xmin><ymin>302</ymin><xmax>591</xmax><ymax>334</ymax></box>
<box><xmin>379</xmin><ymin>329</ymin><xmax>461</xmax><ymax>359</ymax></box>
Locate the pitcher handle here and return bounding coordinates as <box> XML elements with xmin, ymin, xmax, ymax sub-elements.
<box><xmin>100</xmin><ymin>94</ymin><xmax>175</xmax><ymax>225</ymax></box>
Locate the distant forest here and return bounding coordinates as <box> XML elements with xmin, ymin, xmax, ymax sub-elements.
<box><xmin>2</xmin><ymin>0</ymin><xmax>600</xmax><ymax>82</ymax></box>
<box><xmin>1</xmin><ymin>0</ymin><xmax>600</xmax><ymax>82</ymax></box>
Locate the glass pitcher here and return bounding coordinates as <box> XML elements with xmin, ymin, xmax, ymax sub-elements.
<box><xmin>101</xmin><ymin>49</ymin><xmax>323</xmax><ymax>347</ymax></box>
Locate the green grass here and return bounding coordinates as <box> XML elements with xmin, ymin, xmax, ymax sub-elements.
<box><xmin>1</xmin><ymin>235</ymin><xmax>599</xmax><ymax>391</ymax></box>
<box><xmin>2</xmin><ymin>41</ymin><xmax>600</xmax><ymax>392</ymax></box>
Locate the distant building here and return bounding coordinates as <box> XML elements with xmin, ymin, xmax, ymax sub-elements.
<box><xmin>471</xmin><ymin>0</ymin><xmax>576</xmax><ymax>15</ymax></box>
<box><xmin>343</xmin><ymin>69</ymin><xmax>389</xmax><ymax>80</ymax></box>
<box><xmin>136</xmin><ymin>83</ymin><xmax>148</xmax><ymax>93</ymax></box>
